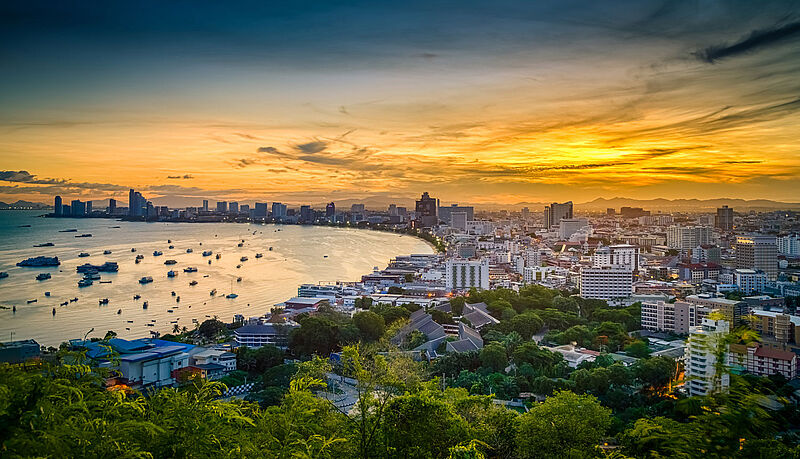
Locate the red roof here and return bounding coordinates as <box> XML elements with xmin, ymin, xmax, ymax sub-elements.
<box><xmin>754</xmin><ymin>346</ymin><xmax>796</xmax><ymax>362</ymax></box>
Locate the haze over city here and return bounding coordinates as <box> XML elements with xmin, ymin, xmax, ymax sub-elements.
<box><xmin>2</xmin><ymin>0</ymin><xmax>800</xmax><ymax>207</ymax></box>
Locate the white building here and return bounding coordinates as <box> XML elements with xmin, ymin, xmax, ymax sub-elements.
<box><xmin>579</xmin><ymin>266</ymin><xmax>633</xmax><ymax>300</ymax></box>
<box><xmin>234</xmin><ymin>322</ymin><xmax>298</xmax><ymax>349</ymax></box>
<box><xmin>446</xmin><ymin>258</ymin><xmax>490</xmax><ymax>290</ymax></box>
<box><xmin>641</xmin><ymin>301</ymin><xmax>706</xmax><ymax>334</ymax></box>
<box><xmin>593</xmin><ymin>244</ymin><xmax>639</xmax><ymax>271</ymax></box>
<box><xmin>777</xmin><ymin>234</ymin><xmax>800</xmax><ymax>256</ymax></box>
<box><xmin>685</xmin><ymin>318</ymin><xmax>730</xmax><ymax>396</ymax></box>
<box><xmin>558</xmin><ymin>218</ymin><xmax>589</xmax><ymax>240</ymax></box>
<box><xmin>524</xmin><ymin>266</ymin><xmax>558</xmax><ymax>283</ymax></box>
<box><xmin>451</xmin><ymin>212</ymin><xmax>468</xmax><ymax>231</ymax></box>
<box><xmin>733</xmin><ymin>269</ymin><xmax>767</xmax><ymax>294</ymax></box>
<box><xmin>666</xmin><ymin>225</ymin><xmax>712</xmax><ymax>250</ymax></box>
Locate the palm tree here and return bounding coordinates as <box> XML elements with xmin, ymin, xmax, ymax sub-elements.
<box><xmin>173</xmin><ymin>324</ymin><xmax>180</xmax><ymax>334</ymax></box>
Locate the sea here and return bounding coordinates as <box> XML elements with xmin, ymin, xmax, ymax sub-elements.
<box><xmin>0</xmin><ymin>211</ymin><xmax>433</xmax><ymax>346</ymax></box>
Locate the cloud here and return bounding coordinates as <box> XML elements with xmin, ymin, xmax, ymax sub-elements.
<box><xmin>694</xmin><ymin>21</ymin><xmax>800</xmax><ymax>63</ymax></box>
<box><xmin>0</xmin><ymin>170</ymin><xmax>65</xmax><ymax>185</ymax></box>
<box><xmin>293</xmin><ymin>140</ymin><xmax>328</xmax><ymax>154</ymax></box>
<box><xmin>0</xmin><ymin>170</ymin><xmax>127</xmax><ymax>192</ymax></box>
<box><xmin>167</xmin><ymin>174</ymin><xmax>194</xmax><ymax>179</ymax></box>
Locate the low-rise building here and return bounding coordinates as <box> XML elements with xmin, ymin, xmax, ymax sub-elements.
<box><xmin>728</xmin><ymin>344</ymin><xmax>797</xmax><ymax>380</ymax></box>
<box><xmin>234</xmin><ymin>323</ymin><xmax>298</xmax><ymax>349</ymax></box>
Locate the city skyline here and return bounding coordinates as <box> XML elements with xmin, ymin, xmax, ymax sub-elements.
<box><xmin>2</xmin><ymin>1</ymin><xmax>800</xmax><ymax>205</ymax></box>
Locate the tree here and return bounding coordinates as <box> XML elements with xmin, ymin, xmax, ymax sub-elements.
<box><xmin>289</xmin><ymin>316</ymin><xmax>342</xmax><ymax>357</ymax></box>
<box><xmin>353</xmin><ymin>311</ymin><xmax>386</xmax><ymax>341</ymax></box>
<box><xmin>506</xmin><ymin>313</ymin><xmax>543</xmax><ymax>340</ymax></box>
<box><xmin>633</xmin><ymin>356</ymin><xmax>676</xmax><ymax>390</ymax></box>
<box><xmin>381</xmin><ymin>394</ymin><xmax>469</xmax><ymax>458</ymax></box>
<box><xmin>371</xmin><ymin>303</ymin><xmax>410</xmax><ymax>325</ymax></box>
<box><xmin>237</xmin><ymin>344</ymin><xmax>284</xmax><ymax>374</ymax></box>
<box><xmin>450</xmin><ymin>296</ymin><xmax>466</xmax><ymax>316</ymax></box>
<box><xmin>512</xmin><ymin>342</ymin><xmax>562</xmax><ymax>372</ymax></box>
<box><xmin>479</xmin><ymin>343</ymin><xmax>508</xmax><ymax>372</ymax></box>
<box><xmin>197</xmin><ymin>318</ymin><xmax>227</xmax><ymax>340</ymax></box>
<box><xmin>431</xmin><ymin>309</ymin><xmax>456</xmax><ymax>325</ymax></box>
<box><xmin>624</xmin><ymin>340</ymin><xmax>651</xmax><ymax>358</ymax></box>
<box><xmin>487</xmin><ymin>299</ymin><xmax>513</xmax><ymax>318</ymax></box>
<box><xmin>515</xmin><ymin>391</ymin><xmax>611</xmax><ymax>458</ymax></box>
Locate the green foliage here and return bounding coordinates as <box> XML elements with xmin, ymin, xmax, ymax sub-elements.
<box><xmin>237</xmin><ymin>344</ymin><xmax>285</xmax><ymax>375</ymax></box>
<box><xmin>450</xmin><ymin>296</ymin><xmax>466</xmax><ymax>316</ymax></box>
<box><xmin>381</xmin><ymin>393</ymin><xmax>469</xmax><ymax>458</ymax></box>
<box><xmin>479</xmin><ymin>343</ymin><xmax>508</xmax><ymax>372</ymax></box>
<box><xmin>431</xmin><ymin>309</ymin><xmax>456</xmax><ymax>325</ymax></box>
<box><xmin>353</xmin><ymin>311</ymin><xmax>386</xmax><ymax>341</ymax></box>
<box><xmin>197</xmin><ymin>318</ymin><xmax>227</xmax><ymax>340</ymax></box>
<box><xmin>624</xmin><ymin>340</ymin><xmax>651</xmax><ymax>358</ymax></box>
<box><xmin>370</xmin><ymin>303</ymin><xmax>411</xmax><ymax>325</ymax></box>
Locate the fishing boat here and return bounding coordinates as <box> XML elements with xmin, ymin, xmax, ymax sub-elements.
<box><xmin>240</xmin><ymin>256</ymin><xmax>248</xmax><ymax>262</ymax></box>
<box><xmin>0</xmin><ymin>272</ymin><xmax>8</xmax><ymax>279</ymax></box>
<box><xmin>236</xmin><ymin>264</ymin><xmax>242</xmax><ymax>269</ymax></box>
<box><xmin>237</xmin><ymin>277</ymin><xmax>242</xmax><ymax>282</ymax></box>
<box><xmin>99</xmin><ymin>280</ymin><xmax>112</xmax><ymax>284</ymax></box>
<box><xmin>103</xmin><ymin>250</ymin><xmax>112</xmax><ymax>254</ymax></box>
<box><xmin>77</xmin><ymin>262</ymin><xmax>118</xmax><ymax>272</ymax></box>
<box><xmin>36</xmin><ymin>273</ymin><xmax>51</xmax><ymax>281</ymax></box>
<box><xmin>167</xmin><ymin>270</ymin><xmax>178</xmax><ymax>278</ymax></box>
<box><xmin>131</xmin><ymin>248</ymin><xmax>136</xmax><ymax>252</ymax></box>
<box><xmin>171</xmin><ymin>291</ymin><xmax>176</xmax><ymax>296</ymax></box>
<box><xmin>136</xmin><ymin>254</ymin><xmax>144</xmax><ymax>260</ymax></box>
<box><xmin>210</xmin><ymin>289</ymin><xmax>217</xmax><ymax>296</ymax></box>
<box><xmin>208</xmin><ymin>260</ymin><xmax>211</xmax><ymax>265</ymax></box>
<box><xmin>99</xmin><ymin>298</ymin><xmax>109</xmax><ymax>305</ymax></box>
<box><xmin>215</xmin><ymin>253</ymin><xmax>221</xmax><ymax>259</ymax></box>
<box><xmin>176</xmin><ymin>296</ymin><xmax>180</xmax><ymax>302</ymax></box>
<box><xmin>139</xmin><ymin>276</ymin><xmax>153</xmax><ymax>284</ymax></box>
<box><xmin>17</xmin><ymin>256</ymin><xmax>60</xmax><ymax>267</ymax></box>
<box><xmin>27</xmin><ymin>299</ymin><xmax>37</xmax><ymax>304</ymax></box>
<box><xmin>60</xmin><ymin>301</ymin><xmax>68</xmax><ymax>306</ymax></box>
<box><xmin>237</xmin><ymin>242</ymin><xmax>244</xmax><ymax>247</ymax></box>
<box><xmin>169</xmin><ymin>245</ymin><xmax>174</xmax><ymax>249</ymax></box>
<box><xmin>255</xmin><ymin>253</ymin><xmax>263</xmax><ymax>258</ymax></box>
<box><xmin>167</xmin><ymin>309</ymin><xmax>174</xmax><ymax>313</ymax></box>
<box><xmin>44</xmin><ymin>291</ymin><xmax>51</xmax><ymax>296</ymax></box>
<box><xmin>52</xmin><ymin>308</ymin><xmax>56</xmax><ymax>315</ymax></box>
<box><xmin>164</xmin><ymin>259</ymin><xmax>177</xmax><ymax>265</ymax></box>
<box><xmin>143</xmin><ymin>301</ymin><xmax>148</xmax><ymax>309</ymax></box>
<box><xmin>78</xmin><ymin>278</ymin><xmax>93</xmax><ymax>287</ymax></box>
<box><xmin>133</xmin><ymin>294</ymin><xmax>141</xmax><ymax>300</ymax></box>
<box><xmin>168</xmin><ymin>239</ymin><xmax>172</xmax><ymax>243</ymax></box>
<box><xmin>78</xmin><ymin>252</ymin><xmax>90</xmax><ymax>257</ymax></box>
<box><xmin>186</xmin><ymin>248</ymin><xmax>193</xmax><ymax>253</ymax></box>
<box><xmin>59</xmin><ymin>228</ymin><xmax>78</xmax><ymax>232</ymax></box>
<box><xmin>189</xmin><ymin>280</ymin><xmax>198</xmax><ymax>286</ymax></box>
<box><xmin>153</xmin><ymin>250</ymin><xmax>163</xmax><ymax>256</ymax></box>
<box><xmin>70</xmin><ymin>297</ymin><xmax>78</xmax><ymax>302</ymax></box>
<box><xmin>34</xmin><ymin>242</ymin><xmax>55</xmax><ymax>247</ymax></box>
<box><xmin>135</xmin><ymin>258</ymin><xmax>142</xmax><ymax>264</ymax></box>
<box><xmin>226</xmin><ymin>293</ymin><xmax>238</xmax><ymax>299</ymax></box>
<box><xmin>184</xmin><ymin>266</ymin><xmax>197</xmax><ymax>273</ymax></box>
<box><xmin>202</xmin><ymin>250</ymin><xmax>212</xmax><ymax>256</ymax></box>
<box><xmin>84</xmin><ymin>272</ymin><xmax>101</xmax><ymax>280</ymax></box>
<box><xmin>117</xmin><ymin>309</ymin><xmax>122</xmax><ymax>314</ymax></box>
<box><xmin>269</xmin><ymin>247</ymin><xmax>273</xmax><ymax>251</ymax></box>
<box><xmin>75</xmin><ymin>233</ymin><xmax>92</xmax><ymax>238</ymax></box>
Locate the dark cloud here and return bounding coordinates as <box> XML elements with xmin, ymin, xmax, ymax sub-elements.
<box><xmin>0</xmin><ymin>170</ymin><xmax>64</xmax><ymax>185</ymax></box>
<box><xmin>694</xmin><ymin>21</ymin><xmax>800</xmax><ymax>63</ymax></box>
<box><xmin>722</xmin><ymin>160</ymin><xmax>763</xmax><ymax>164</ymax></box>
<box><xmin>0</xmin><ymin>170</ymin><xmax>127</xmax><ymax>192</ymax></box>
<box><xmin>293</xmin><ymin>140</ymin><xmax>328</xmax><ymax>154</ymax></box>
<box><xmin>167</xmin><ymin>174</ymin><xmax>194</xmax><ymax>179</ymax></box>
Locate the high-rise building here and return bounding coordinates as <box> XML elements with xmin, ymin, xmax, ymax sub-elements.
<box><xmin>733</xmin><ymin>269</ymin><xmax>767</xmax><ymax>294</ymax></box>
<box><xmin>86</xmin><ymin>201</ymin><xmax>92</xmax><ymax>214</ymax></box>
<box><xmin>666</xmin><ymin>225</ymin><xmax>712</xmax><ymax>250</ymax></box>
<box><xmin>451</xmin><ymin>212</ymin><xmax>468</xmax><ymax>231</ymax></box>
<box><xmin>70</xmin><ymin>199</ymin><xmax>86</xmax><ymax>217</ymax></box>
<box><xmin>300</xmin><ymin>205</ymin><xmax>313</xmax><ymax>223</ymax></box>
<box><xmin>543</xmin><ymin>201</ymin><xmax>573</xmax><ymax>228</ymax></box>
<box><xmin>593</xmin><ymin>244</ymin><xmax>639</xmax><ymax>271</ymax></box>
<box><xmin>54</xmin><ymin>196</ymin><xmax>62</xmax><ymax>217</ymax></box>
<box><xmin>108</xmin><ymin>198</ymin><xmax>116</xmax><ymax>213</ymax></box>
<box><xmin>216</xmin><ymin>201</ymin><xmax>228</xmax><ymax>213</ymax></box>
<box><xmin>388</xmin><ymin>204</ymin><xmax>398</xmax><ymax>216</ymax></box>
<box><xmin>202</xmin><ymin>200</ymin><xmax>209</xmax><ymax>212</ymax></box>
<box><xmin>272</xmin><ymin>202</ymin><xmax>287</xmax><ymax>219</ymax></box>
<box><xmin>620</xmin><ymin>207</ymin><xmax>650</xmax><ymax>218</ymax></box>
<box><xmin>240</xmin><ymin>204</ymin><xmax>250</xmax><ymax>215</ymax></box>
<box><xmin>685</xmin><ymin>294</ymin><xmax>748</xmax><ymax>326</ymax></box>
<box><xmin>777</xmin><ymin>234</ymin><xmax>800</xmax><ymax>256</ymax></box>
<box><xmin>445</xmin><ymin>258</ymin><xmax>490</xmax><ymax>290</ymax></box>
<box><xmin>415</xmin><ymin>192</ymin><xmax>439</xmax><ymax>228</ymax></box>
<box><xmin>641</xmin><ymin>301</ymin><xmax>706</xmax><ymax>334</ymax></box>
<box><xmin>438</xmin><ymin>204</ymin><xmax>474</xmax><ymax>224</ymax></box>
<box><xmin>128</xmin><ymin>189</ymin><xmax>147</xmax><ymax>217</ymax></box>
<box><xmin>579</xmin><ymin>266</ymin><xmax>633</xmax><ymax>300</ymax></box>
<box><xmin>736</xmin><ymin>235</ymin><xmax>777</xmax><ymax>280</ymax></box>
<box><xmin>521</xmin><ymin>207</ymin><xmax>530</xmax><ymax>220</ymax></box>
<box><xmin>254</xmin><ymin>203</ymin><xmax>268</xmax><ymax>218</ymax></box>
<box><xmin>558</xmin><ymin>218</ymin><xmax>589</xmax><ymax>240</ymax></box>
<box><xmin>685</xmin><ymin>318</ymin><xmax>730</xmax><ymax>396</ymax></box>
<box><xmin>325</xmin><ymin>202</ymin><xmax>336</xmax><ymax>218</ymax></box>
<box><xmin>229</xmin><ymin>202</ymin><xmax>239</xmax><ymax>214</ymax></box>
<box><xmin>129</xmin><ymin>189</ymin><xmax>135</xmax><ymax>216</ymax></box>
<box><xmin>715</xmin><ymin>205</ymin><xmax>734</xmax><ymax>231</ymax></box>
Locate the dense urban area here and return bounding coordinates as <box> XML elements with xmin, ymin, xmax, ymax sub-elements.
<box><xmin>2</xmin><ymin>190</ymin><xmax>800</xmax><ymax>457</ymax></box>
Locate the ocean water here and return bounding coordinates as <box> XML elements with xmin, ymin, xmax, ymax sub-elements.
<box><xmin>0</xmin><ymin>211</ymin><xmax>433</xmax><ymax>346</ymax></box>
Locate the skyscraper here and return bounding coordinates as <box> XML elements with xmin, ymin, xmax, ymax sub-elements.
<box><xmin>300</xmin><ymin>205</ymin><xmax>313</xmax><ymax>223</ymax></box>
<box><xmin>54</xmin><ymin>196</ymin><xmax>62</xmax><ymax>217</ymax></box>
<box><xmin>128</xmin><ymin>189</ymin><xmax>135</xmax><ymax>216</ymax></box>
<box><xmin>326</xmin><ymin>202</ymin><xmax>336</xmax><ymax>218</ymax></box>
<box><xmin>716</xmin><ymin>205</ymin><xmax>734</xmax><ymax>231</ymax></box>
<box><xmin>736</xmin><ymin>235</ymin><xmax>778</xmax><ymax>280</ymax></box>
<box><xmin>254</xmin><ymin>202</ymin><xmax>268</xmax><ymax>218</ymax></box>
<box><xmin>415</xmin><ymin>192</ymin><xmax>438</xmax><ymax>228</ymax></box>
<box><xmin>108</xmin><ymin>198</ymin><xmax>116</xmax><ymax>213</ymax></box>
<box><xmin>229</xmin><ymin>202</ymin><xmax>239</xmax><ymax>214</ymax></box>
<box><xmin>86</xmin><ymin>201</ymin><xmax>92</xmax><ymax>214</ymax></box>
<box><xmin>272</xmin><ymin>202</ymin><xmax>287</xmax><ymax>218</ymax></box>
<box><xmin>202</xmin><ymin>200</ymin><xmax>209</xmax><ymax>212</ymax></box>
<box><xmin>543</xmin><ymin>201</ymin><xmax>573</xmax><ymax>228</ymax></box>
<box><xmin>216</xmin><ymin>201</ymin><xmax>228</xmax><ymax>213</ymax></box>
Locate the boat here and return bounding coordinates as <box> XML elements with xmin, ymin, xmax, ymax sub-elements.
<box><xmin>323</xmin><ymin>255</ymin><xmax>328</xmax><ymax>258</ymax></box>
<box><xmin>176</xmin><ymin>296</ymin><xmax>180</xmax><ymax>302</ymax></box>
<box><xmin>168</xmin><ymin>239</ymin><xmax>172</xmax><ymax>243</ymax></box>
<box><xmin>84</xmin><ymin>272</ymin><xmax>101</xmax><ymax>280</ymax></box>
<box><xmin>226</xmin><ymin>293</ymin><xmax>238</xmax><ymax>299</ymax></box>
<box><xmin>168</xmin><ymin>245</ymin><xmax>174</xmax><ymax>249</ymax></box>
<box><xmin>146</xmin><ymin>323</ymin><xmax>154</xmax><ymax>327</ymax></box>
<box><xmin>139</xmin><ymin>276</ymin><xmax>153</xmax><ymax>284</ymax></box>
<box><xmin>12</xmin><ymin>305</ymin><xmax>16</xmax><ymax>312</ymax></box>
<box><xmin>215</xmin><ymin>254</ymin><xmax>221</xmax><ymax>259</ymax></box>
<box><xmin>240</xmin><ymin>256</ymin><xmax>248</xmax><ymax>262</ymax></box>
<box><xmin>167</xmin><ymin>270</ymin><xmax>178</xmax><ymax>278</ymax></box>
<box><xmin>210</xmin><ymin>289</ymin><xmax>217</xmax><ymax>296</ymax></box>
<box><xmin>34</xmin><ymin>242</ymin><xmax>54</xmax><ymax>247</ymax></box>
<box><xmin>131</xmin><ymin>248</ymin><xmax>136</xmax><ymax>252</ymax></box>
<box><xmin>171</xmin><ymin>291</ymin><xmax>176</xmax><ymax>296</ymax></box>
<box><xmin>269</xmin><ymin>247</ymin><xmax>273</xmax><ymax>251</ymax></box>
<box><xmin>60</xmin><ymin>301</ymin><xmax>68</xmax><ymax>306</ymax></box>
<box><xmin>184</xmin><ymin>266</ymin><xmax>198</xmax><ymax>273</ymax></box>
<box><xmin>186</xmin><ymin>248</ymin><xmax>193</xmax><ymax>253</ymax></box>
<box><xmin>27</xmin><ymin>299</ymin><xmax>37</xmax><ymax>304</ymax></box>
<box><xmin>127</xmin><ymin>320</ymin><xmax>133</xmax><ymax>323</ymax></box>
<box><xmin>117</xmin><ymin>309</ymin><xmax>121</xmax><ymax>314</ymax></box>
<box><xmin>237</xmin><ymin>242</ymin><xmax>244</xmax><ymax>247</ymax></box>
<box><xmin>255</xmin><ymin>253</ymin><xmax>263</xmax><ymax>258</ymax></box>
<box><xmin>133</xmin><ymin>294</ymin><xmax>141</xmax><ymax>300</ymax></box>
<box><xmin>45</xmin><ymin>291</ymin><xmax>51</xmax><ymax>296</ymax></box>
<box><xmin>0</xmin><ymin>272</ymin><xmax>8</xmax><ymax>279</ymax></box>
<box><xmin>135</xmin><ymin>258</ymin><xmax>142</xmax><ymax>264</ymax></box>
<box><xmin>125</xmin><ymin>327</ymin><xmax>130</xmax><ymax>330</ymax></box>
<box><xmin>103</xmin><ymin>250</ymin><xmax>112</xmax><ymax>254</ymax></box>
<box><xmin>164</xmin><ymin>259</ymin><xmax>177</xmax><ymax>265</ymax></box>
<box><xmin>236</xmin><ymin>264</ymin><xmax>242</xmax><ymax>269</ymax></box>
<box><xmin>208</xmin><ymin>260</ymin><xmax>211</xmax><ymax>265</ymax></box>
<box><xmin>77</xmin><ymin>262</ymin><xmax>118</xmax><ymax>273</ymax></box>
<box><xmin>17</xmin><ymin>256</ymin><xmax>60</xmax><ymax>267</ymax></box>
<box><xmin>52</xmin><ymin>308</ymin><xmax>56</xmax><ymax>316</ymax></box>
<box><xmin>143</xmin><ymin>301</ymin><xmax>148</xmax><ymax>309</ymax></box>
<box><xmin>203</xmin><ymin>274</ymin><xmax>209</xmax><ymax>278</ymax></box>
<box><xmin>99</xmin><ymin>298</ymin><xmax>109</xmax><ymax>305</ymax></box>
<box><xmin>153</xmin><ymin>251</ymin><xmax>163</xmax><ymax>256</ymax></box>
<box><xmin>36</xmin><ymin>273</ymin><xmax>51</xmax><ymax>281</ymax></box>
<box><xmin>99</xmin><ymin>280</ymin><xmax>112</xmax><ymax>284</ymax></box>
<box><xmin>237</xmin><ymin>277</ymin><xmax>242</xmax><ymax>282</ymax></box>
<box><xmin>78</xmin><ymin>252</ymin><xmax>90</xmax><ymax>258</ymax></box>
<box><xmin>189</xmin><ymin>280</ymin><xmax>198</xmax><ymax>286</ymax></box>
<box><xmin>75</xmin><ymin>233</ymin><xmax>92</xmax><ymax>238</ymax></box>
<box><xmin>59</xmin><ymin>228</ymin><xmax>77</xmax><ymax>232</ymax></box>
<box><xmin>78</xmin><ymin>278</ymin><xmax>93</xmax><ymax>287</ymax></box>
<box><xmin>70</xmin><ymin>297</ymin><xmax>78</xmax><ymax>302</ymax></box>
<box><xmin>167</xmin><ymin>309</ymin><xmax>174</xmax><ymax>313</ymax></box>
<box><xmin>136</xmin><ymin>254</ymin><xmax>144</xmax><ymax>259</ymax></box>
<box><xmin>202</xmin><ymin>250</ymin><xmax>212</xmax><ymax>256</ymax></box>
<box><xmin>110</xmin><ymin>226</ymin><xmax>121</xmax><ymax>228</ymax></box>
<box><xmin>18</xmin><ymin>224</ymin><xmax>31</xmax><ymax>227</ymax></box>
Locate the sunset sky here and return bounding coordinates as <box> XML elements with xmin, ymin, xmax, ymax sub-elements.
<box><xmin>1</xmin><ymin>1</ymin><xmax>799</xmax><ymax>207</ymax></box>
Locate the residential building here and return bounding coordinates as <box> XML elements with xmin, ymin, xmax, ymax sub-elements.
<box><xmin>728</xmin><ymin>344</ymin><xmax>797</xmax><ymax>380</ymax></box>
<box><xmin>558</xmin><ymin>218</ymin><xmax>589</xmax><ymax>239</ymax></box>
<box><xmin>254</xmin><ymin>202</ymin><xmax>268</xmax><ymax>218</ymax></box>
<box><xmin>641</xmin><ymin>301</ymin><xmax>706</xmax><ymax>334</ymax></box>
<box><xmin>70</xmin><ymin>199</ymin><xmax>86</xmax><ymax>217</ymax></box>
<box><xmin>325</xmin><ymin>202</ymin><xmax>336</xmax><ymax>218</ymax></box>
<box><xmin>202</xmin><ymin>199</ymin><xmax>209</xmax><ymax>212</ymax></box>
<box><xmin>272</xmin><ymin>202</ymin><xmax>287</xmax><ymax>219</ymax></box>
<box><xmin>685</xmin><ymin>294</ymin><xmax>748</xmax><ymax>326</ymax></box>
<box><xmin>716</xmin><ymin>205</ymin><xmax>734</xmax><ymax>231</ymax></box>
<box><xmin>777</xmin><ymin>234</ymin><xmax>800</xmax><ymax>257</ymax></box>
<box><xmin>216</xmin><ymin>201</ymin><xmax>228</xmax><ymax>213</ymax></box>
<box><xmin>666</xmin><ymin>225</ymin><xmax>712</xmax><ymax>250</ymax></box>
<box><xmin>438</xmin><ymin>204</ymin><xmax>474</xmax><ymax>224</ymax></box>
<box><xmin>579</xmin><ymin>266</ymin><xmax>633</xmax><ymax>300</ymax></box>
<box><xmin>543</xmin><ymin>201</ymin><xmax>573</xmax><ymax>228</ymax></box>
<box><xmin>692</xmin><ymin>245</ymin><xmax>722</xmax><ymax>264</ymax></box>
<box><xmin>0</xmin><ymin>339</ymin><xmax>41</xmax><ymax>364</ymax></box>
<box><xmin>733</xmin><ymin>269</ymin><xmax>767</xmax><ymax>294</ymax></box>
<box><xmin>415</xmin><ymin>192</ymin><xmax>439</xmax><ymax>228</ymax></box>
<box><xmin>54</xmin><ymin>196</ymin><xmax>62</xmax><ymax>217</ymax></box>
<box><xmin>736</xmin><ymin>235</ymin><xmax>777</xmax><ymax>280</ymax></box>
<box><xmin>234</xmin><ymin>323</ymin><xmax>297</xmax><ymax>349</ymax></box>
<box><xmin>593</xmin><ymin>244</ymin><xmax>639</xmax><ymax>271</ymax></box>
<box><xmin>229</xmin><ymin>202</ymin><xmax>239</xmax><ymax>214</ymax></box>
<box><xmin>685</xmin><ymin>318</ymin><xmax>730</xmax><ymax>396</ymax></box>
<box><xmin>445</xmin><ymin>258</ymin><xmax>490</xmax><ymax>290</ymax></box>
<box><xmin>678</xmin><ymin>262</ymin><xmax>720</xmax><ymax>282</ymax></box>
<box><xmin>749</xmin><ymin>310</ymin><xmax>800</xmax><ymax>346</ymax></box>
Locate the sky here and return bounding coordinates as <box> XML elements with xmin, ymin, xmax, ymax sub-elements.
<box><xmin>1</xmin><ymin>0</ymin><xmax>799</xmax><ymax>207</ymax></box>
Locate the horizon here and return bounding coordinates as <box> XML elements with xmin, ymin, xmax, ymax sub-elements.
<box><xmin>2</xmin><ymin>1</ymin><xmax>800</xmax><ymax>204</ymax></box>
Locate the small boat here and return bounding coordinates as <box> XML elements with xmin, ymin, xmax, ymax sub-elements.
<box><xmin>111</xmin><ymin>226</ymin><xmax>121</xmax><ymax>228</ymax></box>
<box><xmin>167</xmin><ymin>239</ymin><xmax>172</xmax><ymax>243</ymax></box>
<box><xmin>84</xmin><ymin>272</ymin><xmax>101</xmax><ymax>280</ymax></box>
<box><xmin>70</xmin><ymin>297</ymin><xmax>78</xmax><ymax>302</ymax></box>
<box><xmin>125</xmin><ymin>327</ymin><xmax>130</xmax><ymax>330</ymax></box>
<box><xmin>164</xmin><ymin>259</ymin><xmax>177</xmax><ymax>265</ymax></box>
<box><xmin>186</xmin><ymin>248</ymin><xmax>193</xmax><ymax>253</ymax></box>
<box><xmin>210</xmin><ymin>289</ymin><xmax>217</xmax><ymax>296</ymax></box>
<box><xmin>99</xmin><ymin>298</ymin><xmax>109</xmax><ymax>305</ymax></box>
<box><xmin>146</xmin><ymin>323</ymin><xmax>154</xmax><ymax>327</ymax></box>
<box><xmin>323</xmin><ymin>255</ymin><xmax>328</xmax><ymax>258</ymax></box>
<box><xmin>52</xmin><ymin>308</ymin><xmax>56</xmax><ymax>316</ymax></box>
<box><xmin>117</xmin><ymin>309</ymin><xmax>121</xmax><ymax>314</ymax></box>
<box><xmin>153</xmin><ymin>251</ymin><xmax>163</xmax><ymax>256</ymax></box>
<box><xmin>59</xmin><ymin>229</ymin><xmax>78</xmax><ymax>232</ymax></box>
<box><xmin>135</xmin><ymin>258</ymin><xmax>142</xmax><ymax>264</ymax></box>
<box><xmin>136</xmin><ymin>254</ymin><xmax>144</xmax><ymax>259</ymax></box>
<box><xmin>131</xmin><ymin>248</ymin><xmax>136</xmax><ymax>252</ymax></box>
<box><xmin>78</xmin><ymin>278</ymin><xmax>93</xmax><ymax>287</ymax></box>
<box><xmin>176</xmin><ymin>296</ymin><xmax>180</xmax><ymax>302</ymax></box>
<box><xmin>167</xmin><ymin>309</ymin><xmax>174</xmax><ymax>313</ymax></box>
<box><xmin>27</xmin><ymin>299</ymin><xmax>37</xmax><ymax>304</ymax></box>
<box><xmin>189</xmin><ymin>280</ymin><xmax>198</xmax><ymax>286</ymax></box>
<box><xmin>0</xmin><ymin>272</ymin><xmax>7</xmax><ymax>279</ymax></box>
<box><xmin>75</xmin><ymin>233</ymin><xmax>92</xmax><ymax>238</ymax></box>
<box><xmin>171</xmin><ymin>291</ymin><xmax>176</xmax><ymax>296</ymax></box>
<box><xmin>60</xmin><ymin>301</ymin><xmax>68</xmax><ymax>306</ymax></box>
<box><xmin>240</xmin><ymin>256</ymin><xmax>248</xmax><ymax>262</ymax></box>
<box><xmin>139</xmin><ymin>276</ymin><xmax>153</xmax><ymax>284</ymax></box>
<box><xmin>255</xmin><ymin>253</ymin><xmax>263</xmax><ymax>258</ymax></box>
<box><xmin>202</xmin><ymin>250</ymin><xmax>212</xmax><ymax>256</ymax></box>
<box><xmin>203</xmin><ymin>274</ymin><xmax>209</xmax><ymax>278</ymax></box>
<box><xmin>78</xmin><ymin>252</ymin><xmax>90</xmax><ymax>257</ymax></box>
<box><xmin>45</xmin><ymin>291</ymin><xmax>51</xmax><ymax>296</ymax></box>
<box><xmin>268</xmin><ymin>247</ymin><xmax>273</xmax><ymax>251</ymax></box>
<box><xmin>236</xmin><ymin>264</ymin><xmax>242</xmax><ymax>269</ymax></box>
<box><xmin>215</xmin><ymin>253</ymin><xmax>221</xmax><ymax>259</ymax></box>
<box><xmin>237</xmin><ymin>242</ymin><xmax>244</xmax><ymax>247</ymax></box>
<box><xmin>167</xmin><ymin>270</ymin><xmax>178</xmax><ymax>278</ymax></box>
<box><xmin>143</xmin><ymin>301</ymin><xmax>149</xmax><ymax>309</ymax></box>
<box><xmin>103</xmin><ymin>250</ymin><xmax>112</xmax><ymax>254</ymax></box>
<box><xmin>208</xmin><ymin>260</ymin><xmax>211</xmax><ymax>265</ymax></box>
<box><xmin>34</xmin><ymin>242</ymin><xmax>54</xmax><ymax>247</ymax></box>
<box><xmin>237</xmin><ymin>277</ymin><xmax>242</xmax><ymax>282</ymax></box>
<box><xmin>133</xmin><ymin>294</ymin><xmax>141</xmax><ymax>300</ymax></box>
<box><xmin>183</xmin><ymin>267</ymin><xmax>197</xmax><ymax>273</ymax></box>
<box><xmin>36</xmin><ymin>273</ymin><xmax>51</xmax><ymax>281</ymax></box>
<box><xmin>127</xmin><ymin>320</ymin><xmax>134</xmax><ymax>323</ymax></box>
<box><xmin>168</xmin><ymin>245</ymin><xmax>174</xmax><ymax>249</ymax></box>
<box><xmin>226</xmin><ymin>293</ymin><xmax>238</xmax><ymax>299</ymax></box>
<box><xmin>99</xmin><ymin>280</ymin><xmax>112</xmax><ymax>284</ymax></box>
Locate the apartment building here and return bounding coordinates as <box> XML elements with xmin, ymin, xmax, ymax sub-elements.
<box><xmin>579</xmin><ymin>266</ymin><xmax>633</xmax><ymax>300</ymax></box>
<box><xmin>685</xmin><ymin>318</ymin><xmax>731</xmax><ymax>396</ymax></box>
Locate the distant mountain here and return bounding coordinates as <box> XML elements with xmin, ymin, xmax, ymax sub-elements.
<box><xmin>0</xmin><ymin>200</ymin><xmax>51</xmax><ymax>210</ymax></box>
<box><xmin>575</xmin><ymin>197</ymin><xmax>800</xmax><ymax>212</ymax></box>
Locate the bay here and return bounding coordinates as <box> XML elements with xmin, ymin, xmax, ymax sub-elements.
<box><xmin>0</xmin><ymin>211</ymin><xmax>433</xmax><ymax>346</ymax></box>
